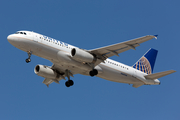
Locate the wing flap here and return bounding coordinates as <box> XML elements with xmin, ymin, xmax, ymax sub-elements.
<box><xmin>144</xmin><ymin>70</ymin><xmax>176</xmax><ymax>80</ymax></box>
<box><xmin>43</xmin><ymin>78</ymin><xmax>54</xmax><ymax>87</ymax></box>
<box><xmin>132</xmin><ymin>83</ymin><xmax>144</xmax><ymax>88</ymax></box>
<box><xmin>43</xmin><ymin>78</ymin><xmax>62</xmax><ymax>87</ymax></box>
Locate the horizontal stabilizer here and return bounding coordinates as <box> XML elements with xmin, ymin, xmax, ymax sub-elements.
<box><xmin>144</xmin><ymin>70</ymin><xmax>176</xmax><ymax>80</ymax></box>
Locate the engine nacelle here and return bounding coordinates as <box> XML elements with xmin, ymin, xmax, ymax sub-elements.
<box><xmin>34</xmin><ymin>65</ymin><xmax>58</xmax><ymax>79</ymax></box>
<box><xmin>71</xmin><ymin>48</ymin><xmax>96</xmax><ymax>63</ymax></box>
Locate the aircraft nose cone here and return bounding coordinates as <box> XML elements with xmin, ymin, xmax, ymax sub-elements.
<box><xmin>7</xmin><ymin>35</ymin><xmax>12</xmax><ymax>41</ymax></box>
<box><xmin>7</xmin><ymin>34</ymin><xmax>26</xmax><ymax>49</ymax></box>
<box><xmin>7</xmin><ymin>35</ymin><xmax>14</xmax><ymax>43</ymax></box>
<box><xmin>7</xmin><ymin>34</ymin><xmax>19</xmax><ymax>45</ymax></box>
<box><xmin>7</xmin><ymin>34</ymin><xmax>20</xmax><ymax>47</ymax></box>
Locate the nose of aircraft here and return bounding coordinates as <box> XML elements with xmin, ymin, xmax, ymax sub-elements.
<box><xmin>7</xmin><ymin>34</ymin><xmax>26</xmax><ymax>49</ymax></box>
<box><xmin>7</xmin><ymin>34</ymin><xmax>19</xmax><ymax>45</ymax></box>
<box><xmin>7</xmin><ymin>34</ymin><xmax>20</xmax><ymax>47</ymax></box>
<box><xmin>7</xmin><ymin>35</ymin><xmax>14</xmax><ymax>43</ymax></box>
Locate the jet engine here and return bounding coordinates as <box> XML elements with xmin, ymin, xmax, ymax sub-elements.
<box><xmin>71</xmin><ymin>48</ymin><xmax>96</xmax><ymax>63</ymax></box>
<box><xmin>34</xmin><ymin>65</ymin><xmax>59</xmax><ymax>79</ymax></box>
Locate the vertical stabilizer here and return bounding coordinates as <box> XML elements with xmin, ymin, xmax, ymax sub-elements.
<box><xmin>133</xmin><ymin>48</ymin><xmax>158</xmax><ymax>74</ymax></box>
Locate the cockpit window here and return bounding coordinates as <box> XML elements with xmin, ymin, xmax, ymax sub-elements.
<box><xmin>15</xmin><ymin>32</ymin><xmax>27</xmax><ymax>35</ymax></box>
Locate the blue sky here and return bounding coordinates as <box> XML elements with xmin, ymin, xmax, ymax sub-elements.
<box><xmin>1</xmin><ymin>0</ymin><xmax>179</xmax><ymax>120</ymax></box>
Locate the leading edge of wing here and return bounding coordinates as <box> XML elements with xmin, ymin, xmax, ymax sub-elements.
<box><xmin>89</xmin><ymin>35</ymin><xmax>158</xmax><ymax>58</ymax></box>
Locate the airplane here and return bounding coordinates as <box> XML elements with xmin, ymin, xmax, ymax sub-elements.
<box><xmin>7</xmin><ymin>31</ymin><xmax>176</xmax><ymax>88</ymax></box>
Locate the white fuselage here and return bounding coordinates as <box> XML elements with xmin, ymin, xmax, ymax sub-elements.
<box><xmin>7</xmin><ymin>31</ymin><xmax>160</xmax><ymax>86</ymax></box>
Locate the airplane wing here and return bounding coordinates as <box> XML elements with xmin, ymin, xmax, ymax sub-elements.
<box><xmin>43</xmin><ymin>78</ymin><xmax>59</xmax><ymax>87</ymax></box>
<box><xmin>89</xmin><ymin>35</ymin><xmax>158</xmax><ymax>59</ymax></box>
<box><xmin>42</xmin><ymin>63</ymin><xmax>80</xmax><ymax>87</ymax></box>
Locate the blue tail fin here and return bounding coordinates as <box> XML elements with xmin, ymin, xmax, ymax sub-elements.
<box><xmin>133</xmin><ymin>48</ymin><xmax>158</xmax><ymax>74</ymax></box>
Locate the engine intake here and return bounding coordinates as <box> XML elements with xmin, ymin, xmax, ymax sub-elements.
<box><xmin>71</xmin><ymin>48</ymin><xmax>96</xmax><ymax>63</ymax></box>
<box><xmin>34</xmin><ymin>65</ymin><xmax>59</xmax><ymax>79</ymax></box>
